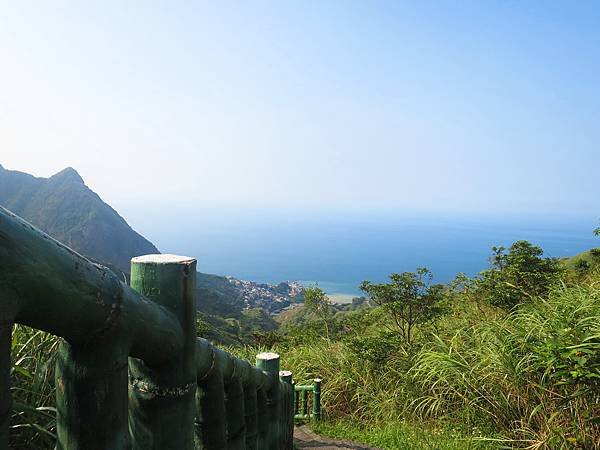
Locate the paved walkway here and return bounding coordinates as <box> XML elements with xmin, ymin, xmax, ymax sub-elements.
<box><xmin>294</xmin><ymin>425</ymin><xmax>383</xmax><ymax>450</ymax></box>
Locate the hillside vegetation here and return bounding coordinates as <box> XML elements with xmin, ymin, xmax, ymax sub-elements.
<box><xmin>4</xmin><ymin>169</ymin><xmax>599</xmax><ymax>448</ymax></box>
<box><xmin>9</xmin><ymin>237</ymin><xmax>600</xmax><ymax>449</ymax></box>
<box><xmin>231</xmin><ymin>240</ymin><xmax>600</xmax><ymax>449</ymax></box>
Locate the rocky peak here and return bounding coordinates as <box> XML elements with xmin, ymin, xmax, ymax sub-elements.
<box><xmin>49</xmin><ymin>167</ymin><xmax>85</xmax><ymax>184</ymax></box>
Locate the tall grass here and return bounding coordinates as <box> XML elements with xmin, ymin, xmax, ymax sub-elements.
<box><xmin>7</xmin><ymin>280</ymin><xmax>600</xmax><ymax>449</ymax></box>
<box><xmin>411</xmin><ymin>283</ymin><xmax>600</xmax><ymax>448</ymax></box>
<box><xmin>232</xmin><ymin>281</ymin><xmax>600</xmax><ymax>449</ymax></box>
<box><xmin>9</xmin><ymin>326</ymin><xmax>58</xmax><ymax>449</ymax></box>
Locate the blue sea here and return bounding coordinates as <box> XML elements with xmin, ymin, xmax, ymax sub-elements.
<box><xmin>129</xmin><ymin>208</ymin><xmax>599</xmax><ymax>301</ymax></box>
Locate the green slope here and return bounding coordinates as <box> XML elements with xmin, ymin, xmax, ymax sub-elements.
<box><xmin>562</xmin><ymin>247</ymin><xmax>600</xmax><ymax>270</ymax></box>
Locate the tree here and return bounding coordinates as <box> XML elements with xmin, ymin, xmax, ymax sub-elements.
<box><xmin>360</xmin><ymin>268</ymin><xmax>445</xmax><ymax>345</ymax></box>
<box><xmin>303</xmin><ymin>286</ymin><xmax>333</xmax><ymax>340</ymax></box>
<box><xmin>475</xmin><ymin>240</ymin><xmax>561</xmax><ymax>310</ymax></box>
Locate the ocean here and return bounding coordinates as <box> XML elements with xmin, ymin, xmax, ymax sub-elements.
<box><xmin>132</xmin><ymin>209</ymin><xmax>599</xmax><ymax>302</ymax></box>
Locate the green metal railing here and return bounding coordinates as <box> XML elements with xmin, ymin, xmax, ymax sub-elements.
<box><xmin>0</xmin><ymin>206</ymin><xmax>295</xmax><ymax>450</ymax></box>
<box><xmin>294</xmin><ymin>379</ymin><xmax>321</xmax><ymax>420</ymax></box>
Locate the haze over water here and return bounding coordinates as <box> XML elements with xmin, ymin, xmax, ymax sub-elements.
<box><xmin>2</xmin><ymin>3</ymin><xmax>599</xmax><ymax>303</ymax></box>
<box><xmin>129</xmin><ymin>209</ymin><xmax>599</xmax><ymax>299</ymax></box>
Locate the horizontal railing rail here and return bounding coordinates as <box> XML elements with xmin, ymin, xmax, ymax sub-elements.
<box><xmin>0</xmin><ymin>206</ymin><xmax>294</xmax><ymax>450</ymax></box>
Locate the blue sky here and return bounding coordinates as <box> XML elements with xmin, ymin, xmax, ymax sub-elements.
<box><xmin>1</xmin><ymin>1</ymin><xmax>599</xmax><ymax>217</ymax></box>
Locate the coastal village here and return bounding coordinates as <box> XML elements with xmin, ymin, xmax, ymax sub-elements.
<box><xmin>224</xmin><ymin>276</ymin><xmax>304</xmax><ymax>312</ymax></box>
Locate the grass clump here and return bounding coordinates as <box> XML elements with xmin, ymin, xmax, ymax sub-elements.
<box><xmin>9</xmin><ymin>326</ymin><xmax>58</xmax><ymax>450</ymax></box>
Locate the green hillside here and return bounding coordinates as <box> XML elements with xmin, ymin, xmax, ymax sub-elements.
<box><xmin>562</xmin><ymin>247</ymin><xmax>600</xmax><ymax>270</ymax></box>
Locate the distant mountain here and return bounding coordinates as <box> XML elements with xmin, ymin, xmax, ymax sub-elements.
<box><xmin>0</xmin><ymin>164</ymin><xmax>303</xmax><ymax>324</ymax></box>
<box><xmin>0</xmin><ymin>164</ymin><xmax>158</xmax><ymax>273</ymax></box>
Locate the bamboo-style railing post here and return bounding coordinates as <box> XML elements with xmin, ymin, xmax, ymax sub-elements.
<box><xmin>55</xmin><ymin>340</ymin><xmax>129</xmax><ymax>450</ymax></box>
<box><xmin>0</xmin><ymin>317</ymin><xmax>13</xmax><ymax>450</ymax></box>
<box><xmin>279</xmin><ymin>371</ymin><xmax>294</xmax><ymax>450</ymax></box>
<box><xmin>243</xmin><ymin>370</ymin><xmax>259</xmax><ymax>450</ymax></box>
<box><xmin>196</xmin><ymin>369</ymin><xmax>227</xmax><ymax>449</ymax></box>
<box><xmin>312</xmin><ymin>378</ymin><xmax>322</xmax><ymax>420</ymax></box>
<box><xmin>302</xmin><ymin>390</ymin><xmax>308</xmax><ymax>416</ymax></box>
<box><xmin>225</xmin><ymin>359</ymin><xmax>248</xmax><ymax>450</ymax></box>
<box><xmin>256</xmin><ymin>384</ymin><xmax>268</xmax><ymax>448</ymax></box>
<box><xmin>256</xmin><ymin>352</ymin><xmax>280</xmax><ymax>450</ymax></box>
<box><xmin>196</xmin><ymin>345</ymin><xmax>228</xmax><ymax>450</ymax></box>
<box><xmin>128</xmin><ymin>255</ymin><xmax>197</xmax><ymax>450</ymax></box>
<box><xmin>225</xmin><ymin>377</ymin><xmax>246</xmax><ymax>449</ymax></box>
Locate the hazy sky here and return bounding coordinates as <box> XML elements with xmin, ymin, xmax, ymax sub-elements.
<box><xmin>1</xmin><ymin>1</ymin><xmax>599</xmax><ymax>216</ymax></box>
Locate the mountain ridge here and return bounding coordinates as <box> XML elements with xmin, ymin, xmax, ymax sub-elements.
<box><xmin>0</xmin><ymin>165</ymin><xmax>158</xmax><ymax>272</ymax></box>
<box><xmin>0</xmin><ymin>164</ymin><xmax>303</xmax><ymax>320</ymax></box>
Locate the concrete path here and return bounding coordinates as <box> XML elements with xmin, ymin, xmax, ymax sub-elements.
<box><xmin>294</xmin><ymin>425</ymin><xmax>383</xmax><ymax>450</ymax></box>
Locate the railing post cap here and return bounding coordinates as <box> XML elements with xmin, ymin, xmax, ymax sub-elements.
<box><xmin>256</xmin><ymin>352</ymin><xmax>280</xmax><ymax>376</ymax></box>
<box><xmin>132</xmin><ymin>254</ymin><xmax>196</xmax><ymax>265</ymax></box>
<box><xmin>256</xmin><ymin>352</ymin><xmax>279</xmax><ymax>361</ymax></box>
<box><xmin>279</xmin><ymin>370</ymin><xmax>293</xmax><ymax>384</ymax></box>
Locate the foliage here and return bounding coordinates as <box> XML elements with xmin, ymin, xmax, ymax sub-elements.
<box><xmin>243</xmin><ymin>243</ymin><xmax>599</xmax><ymax>448</ymax></box>
<box><xmin>360</xmin><ymin>268</ymin><xmax>446</xmax><ymax>344</ymax></box>
<box><xmin>411</xmin><ymin>282</ymin><xmax>600</xmax><ymax>448</ymax></box>
<box><xmin>304</xmin><ymin>286</ymin><xmax>333</xmax><ymax>319</ymax></box>
<box><xmin>303</xmin><ymin>286</ymin><xmax>333</xmax><ymax>340</ymax></box>
<box><xmin>196</xmin><ymin>308</ymin><xmax>278</xmax><ymax>346</ymax></box>
<box><xmin>249</xmin><ymin>277</ymin><xmax>599</xmax><ymax>448</ymax></box>
<box><xmin>472</xmin><ymin>240</ymin><xmax>561</xmax><ymax>310</ymax></box>
<box><xmin>575</xmin><ymin>258</ymin><xmax>592</xmax><ymax>272</ymax></box>
<box><xmin>9</xmin><ymin>326</ymin><xmax>58</xmax><ymax>450</ymax></box>
<box><xmin>7</xmin><ymin>238</ymin><xmax>600</xmax><ymax>449</ymax></box>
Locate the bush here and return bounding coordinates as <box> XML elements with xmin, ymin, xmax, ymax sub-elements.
<box><xmin>473</xmin><ymin>241</ymin><xmax>562</xmax><ymax>310</ymax></box>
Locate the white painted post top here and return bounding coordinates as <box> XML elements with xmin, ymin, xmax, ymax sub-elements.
<box><xmin>131</xmin><ymin>254</ymin><xmax>196</xmax><ymax>264</ymax></box>
<box><xmin>256</xmin><ymin>352</ymin><xmax>280</xmax><ymax>361</ymax></box>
